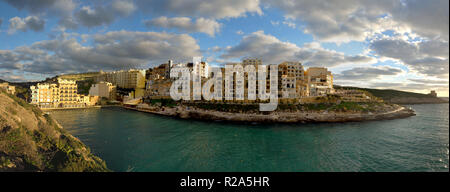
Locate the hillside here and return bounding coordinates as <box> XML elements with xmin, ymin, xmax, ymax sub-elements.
<box><xmin>0</xmin><ymin>90</ymin><xmax>110</xmax><ymax>172</ymax></box>
<box><xmin>1</xmin><ymin>73</ymin><xmax>96</xmax><ymax>101</ymax></box>
<box><xmin>335</xmin><ymin>85</ymin><xmax>448</xmax><ymax>104</ymax></box>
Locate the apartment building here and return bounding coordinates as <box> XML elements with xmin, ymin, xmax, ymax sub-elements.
<box><xmin>30</xmin><ymin>83</ymin><xmax>60</xmax><ymax>108</ymax></box>
<box><xmin>144</xmin><ymin>58</ymin><xmax>335</xmax><ymax>102</ymax></box>
<box><xmin>192</xmin><ymin>61</ymin><xmax>210</xmax><ymax>78</ymax></box>
<box><xmin>58</xmin><ymin>78</ymin><xmax>84</xmax><ymax>108</ymax></box>
<box><xmin>278</xmin><ymin>61</ymin><xmax>307</xmax><ymax>99</ymax></box>
<box><xmin>306</xmin><ymin>67</ymin><xmax>334</xmax><ymax>96</ymax></box>
<box><xmin>30</xmin><ymin>78</ymin><xmax>92</xmax><ymax>108</ymax></box>
<box><xmin>95</xmin><ymin>69</ymin><xmax>146</xmax><ymax>89</ymax></box>
<box><xmin>89</xmin><ymin>81</ymin><xmax>117</xmax><ymax>100</ymax></box>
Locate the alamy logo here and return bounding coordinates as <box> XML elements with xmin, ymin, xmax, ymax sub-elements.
<box><xmin>170</xmin><ymin>57</ymin><xmax>279</xmax><ymax>111</ymax></box>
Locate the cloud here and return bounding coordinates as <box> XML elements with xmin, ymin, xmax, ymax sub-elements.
<box><xmin>1</xmin><ymin>0</ymin><xmax>76</xmax><ymax>16</ymax></box>
<box><xmin>144</xmin><ymin>17</ymin><xmax>221</xmax><ymax>37</ymax></box>
<box><xmin>408</xmin><ymin>78</ymin><xmax>449</xmax><ymax>85</ymax></box>
<box><xmin>282</xmin><ymin>20</ymin><xmax>296</xmax><ymax>29</ymax></box>
<box><xmin>0</xmin><ymin>30</ymin><xmax>201</xmax><ymax>75</ymax></box>
<box><xmin>8</xmin><ymin>16</ymin><xmax>45</xmax><ymax>34</ymax></box>
<box><xmin>391</xmin><ymin>0</ymin><xmax>449</xmax><ymax>41</ymax></box>
<box><xmin>136</xmin><ymin>0</ymin><xmax>262</xmax><ymax>19</ymax></box>
<box><xmin>368</xmin><ymin>82</ymin><xmax>449</xmax><ymax>94</ymax></box>
<box><xmin>74</xmin><ymin>0</ymin><xmax>136</xmax><ymax>28</ymax></box>
<box><xmin>369</xmin><ymin>38</ymin><xmax>449</xmax><ymax>77</ymax></box>
<box><xmin>334</xmin><ymin>66</ymin><xmax>403</xmax><ymax>80</ymax></box>
<box><xmin>0</xmin><ymin>70</ymin><xmax>26</xmax><ymax>82</ymax></box>
<box><xmin>264</xmin><ymin>0</ymin><xmax>449</xmax><ymax>42</ymax></box>
<box><xmin>75</xmin><ymin>6</ymin><xmax>115</xmax><ymax>27</ymax></box>
<box><xmin>111</xmin><ymin>0</ymin><xmax>136</xmax><ymax>16</ymax></box>
<box><xmin>221</xmin><ymin>31</ymin><xmax>376</xmax><ymax>66</ymax></box>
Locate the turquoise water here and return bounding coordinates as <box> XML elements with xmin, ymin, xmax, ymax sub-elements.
<box><xmin>48</xmin><ymin>104</ymin><xmax>449</xmax><ymax>172</ymax></box>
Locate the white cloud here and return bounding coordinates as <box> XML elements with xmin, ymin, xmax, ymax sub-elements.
<box><xmin>282</xmin><ymin>20</ymin><xmax>296</xmax><ymax>29</ymax></box>
<box><xmin>221</xmin><ymin>30</ymin><xmax>376</xmax><ymax>66</ymax></box>
<box><xmin>334</xmin><ymin>66</ymin><xmax>404</xmax><ymax>80</ymax></box>
<box><xmin>136</xmin><ymin>0</ymin><xmax>262</xmax><ymax>19</ymax></box>
<box><xmin>264</xmin><ymin>0</ymin><xmax>449</xmax><ymax>42</ymax></box>
<box><xmin>75</xmin><ymin>0</ymin><xmax>136</xmax><ymax>28</ymax></box>
<box><xmin>8</xmin><ymin>16</ymin><xmax>45</xmax><ymax>34</ymax></box>
<box><xmin>369</xmin><ymin>38</ymin><xmax>449</xmax><ymax>77</ymax></box>
<box><xmin>111</xmin><ymin>0</ymin><xmax>136</xmax><ymax>16</ymax></box>
<box><xmin>0</xmin><ymin>31</ymin><xmax>201</xmax><ymax>74</ymax></box>
<box><xmin>144</xmin><ymin>17</ymin><xmax>221</xmax><ymax>37</ymax></box>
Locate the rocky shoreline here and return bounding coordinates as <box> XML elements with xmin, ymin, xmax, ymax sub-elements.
<box><xmin>123</xmin><ymin>104</ymin><xmax>416</xmax><ymax>123</ymax></box>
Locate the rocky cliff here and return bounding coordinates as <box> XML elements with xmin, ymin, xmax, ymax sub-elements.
<box><xmin>0</xmin><ymin>90</ymin><xmax>109</xmax><ymax>172</ymax></box>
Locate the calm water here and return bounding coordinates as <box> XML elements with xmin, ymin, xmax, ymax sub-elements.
<box><xmin>48</xmin><ymin>104</ymin><xmax>449</xmax><ymax>172</ymax></box>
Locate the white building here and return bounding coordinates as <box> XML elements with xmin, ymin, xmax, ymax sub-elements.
<box><xmin>89</xmin><ymin>81</ymin><xmax>116</xmax><ymax>100</ymax></box>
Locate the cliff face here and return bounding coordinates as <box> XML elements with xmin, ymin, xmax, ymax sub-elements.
<box><xmin>0</xmin><ymin>91</ymin><xmax>109</xmax><ymax>172</ymax></box>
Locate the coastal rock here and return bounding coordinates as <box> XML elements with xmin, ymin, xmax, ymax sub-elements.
<box><xmin>127</xmin><ymin>103</ymin><xmax>415</xmax><ymax>124</ymax></box>
<box><xmin>0</xmin><ymin>91</ymin><xmax>110</xmax><ymax>172</ymax></box>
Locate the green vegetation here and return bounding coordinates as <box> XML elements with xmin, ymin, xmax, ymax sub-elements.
<box><xmin>76</xmin><ymin>79</ymin><xmax>95</xmax><ymax>95</ymax></box>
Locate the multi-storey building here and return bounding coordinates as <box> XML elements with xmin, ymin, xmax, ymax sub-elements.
<box><xmin>192</xmin><ymin>61</ymin><xmax>210</xmax><ymax>78</ymax></box>
<box><xmin>95</xmin><ymin>69</ymin><xmax>146</xmax><ymax>89</ymax></box>
<box><xmin>30</xmin><ymin>78</ymin><xmax>92</xmax><ymax>108</ymax></box>
<box><xmin>89</xmin><ymin>81</ymin><xmax>117</xmax><ymax>100</ymax></box>
<box><xmin>30</xmin><ymin>83</ymin><xmax>59</xmax><ymax>108</ymax></box>
<box><xmin>305</xmin><ymin>67</ymin><xmax>334</xmax><ymax>96</ymax></box>
<box><xmin>58</xmin><ymin>78</ymin><xmax>84</xmax><ymax>108</ymax></box>
<box><xmin>144</xmin><ymin>58</ymin><xmax>335</xmax><ymax>102</ymax></box>
<box><xmin>278</xmin><ymin>61</ymin><xmax>307</xmax><ymax>99</ymax></box>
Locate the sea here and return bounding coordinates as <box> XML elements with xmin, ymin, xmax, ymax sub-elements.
<box><xmin>48</xmin><ymin>103</ymin><xmax>449</xmax><ymax>172</ymax></box>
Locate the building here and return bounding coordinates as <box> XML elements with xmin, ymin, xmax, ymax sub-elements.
<box><xmin>95</xmin><ymin>69</ymin><xmax>146</xmax><ymax>89</ymax></box>
<box><xmin>306</xmin><ymin>67</ymin><xmax>334</xmax><ymax>96</ymax></box>
<box><xmin>30</xmin><ymin>83</ymin><xmax>60</xmax><ymax>108</ymax></box>
<box><xmin>89</xmin><ymin>81</ymin><xmax>116</xmax><ymax>100</ymax></box>
<box><xmin>0</xmin><ymin>82</ymin><xmax>15</xmax><ymax>95</ymax></box>
<box><xmin>58</xmin><ymin>78</ymin><xmax>84</xmax><ymax>108</ymax></box>
<box><xmin>30</xmin><ymin>78</ymin><xmax>92</xmax><ymax>108</ymax></box>
<box><xmin>192</xmin><ymin>61</ymin><xmax>210</xmax><ymax>78</ymax></box>
<box><xmin>144</xmin><ymin>58</ymin><xmax>335</xmax><ymax>103</ymax></box>
<box><xmin>278</xmin><ymin>61</ymin><xmax>307</xmax><ymax>99</ymax></box>
<box><xmin>429</xmin><ymin>90</ymin><xmax>437</xmax><ymax>97</ymax></box>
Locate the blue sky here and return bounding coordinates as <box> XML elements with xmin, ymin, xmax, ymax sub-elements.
<box><xmin>0</xmin><ymin>0</ymin><xmax>448</xmax><ymax>96</ymax></box>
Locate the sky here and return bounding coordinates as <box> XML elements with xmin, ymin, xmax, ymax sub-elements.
<box><xmin>0</xmin><ymin>0</ymin><xmax>448</xmax><ymax>96</ymax></box>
